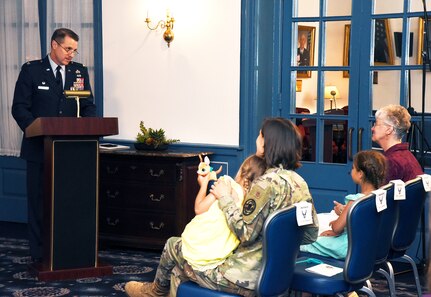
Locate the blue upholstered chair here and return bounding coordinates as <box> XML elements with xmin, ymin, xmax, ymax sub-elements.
<box><xmin>290</xmin><ymin>192</ymin><xmax>383</xmax><ymax>297</ymax></box>
<box><xmin>378</xmin><ymin>177</ymin><xmax>428</xmax><ymax>297</ymax></box>
<box><xmin>372</xmin><ymin>183</ymin><xmax>398</xmax><ymax>296</ymax></box>
<box><xmin>177</xmin><ymin>205</ymin><xmax>305</xmax><ymax>297</ymax></box>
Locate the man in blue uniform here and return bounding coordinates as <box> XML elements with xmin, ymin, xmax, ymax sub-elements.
<box><xmin>11</xmin><ymin>28</ymin><xmax>96</xmax><ymax>262</ymax></box>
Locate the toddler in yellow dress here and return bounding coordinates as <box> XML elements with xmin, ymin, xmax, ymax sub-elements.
<box><xmin>181</xmin><ymin>154</ymin><xmax>266</xmax><ymax>271</ymax></box>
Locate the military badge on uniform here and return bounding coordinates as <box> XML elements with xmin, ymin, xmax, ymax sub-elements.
<box><xmin>243</xmin><ymin>199</ymin><xmax>256</xmax><ymax>216</ymax></box>
<box><xmin>71</xmin><ymin>77</ymin><xmax>84</xmax><ymax>91</ymax></box>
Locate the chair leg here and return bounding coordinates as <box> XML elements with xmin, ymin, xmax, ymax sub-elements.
<box><xmin>358</xmin><ymin>286</ymin><xmax>376</xmax><ymax>297</ymax></box>
<box><xmin>365</xmin><ymin>279</ymin><xmax>373</xmax><ymax>290</ymax></box>
<box><xmin>385</xmin><ymin>260</ymin><xmax>395</xmax><ymax>282</ymax></box>
<box><xmin>376</xmin><ymin>267</ymin><xmax>396</xmax><ymax>297</ymax></box>
<box><xmin>402</xmin><ymin>255</ymin><xmax>422</xmax><ymax>297</ymax></box>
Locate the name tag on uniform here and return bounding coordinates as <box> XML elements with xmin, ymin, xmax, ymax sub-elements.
<box><xmin>38</xmin><ymin>86</ymin><xmax>49</xmax><ymax>90</ymax></box>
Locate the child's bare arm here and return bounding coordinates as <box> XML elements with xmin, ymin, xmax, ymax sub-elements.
<box><xmin>194</xmin><ymin>173</ymin><xmax>216</xmax><ymax>215</ymax></box>
<box><xmin>330</xmin><ymin>200</ymin><xmax>354</xmax><ymax>234</ymax></box>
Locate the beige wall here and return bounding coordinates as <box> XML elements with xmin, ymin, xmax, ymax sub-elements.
<box><xmin>102</xmin><ymin>0</ymin><xmax>241</xmax><ymax>145</ymax></box>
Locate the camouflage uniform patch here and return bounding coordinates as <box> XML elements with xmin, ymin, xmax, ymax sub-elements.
<box><xmin>242</xmin><ymin>184</ymin><xmax>271</xmax><ymax>224</ymax></box>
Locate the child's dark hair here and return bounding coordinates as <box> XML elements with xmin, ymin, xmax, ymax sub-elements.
<box><xmin>354</xmin><ymin>150</ymin><xmax>387</xmax><ymax>189</ymax></box>
<box><xmin>236</xmin><ymin>155</ymin><xmax>266</xmax><ymax>193</ymax></box>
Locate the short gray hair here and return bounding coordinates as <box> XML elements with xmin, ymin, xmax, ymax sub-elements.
<box><xmin>375</xmin><ymin>104</ymin><xmax>411</xmax><ymax>139</ymax></box>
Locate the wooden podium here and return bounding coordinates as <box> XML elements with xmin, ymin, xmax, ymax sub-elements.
<box><xmin>26</xmin><ymin>117</ymin><xmax>118</xmax><ymax>281</ymax></box>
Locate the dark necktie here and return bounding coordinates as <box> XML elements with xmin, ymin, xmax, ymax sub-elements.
<box><xmin>55</xmin><ymin>65</ymin><xmax>63</xmax><ymax>88</ymax></box>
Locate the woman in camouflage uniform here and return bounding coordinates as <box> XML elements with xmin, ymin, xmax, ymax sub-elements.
<box><xmin>125</xmin><ymin>117</ymin><xmax>319</xmax><ymax>297</ymax></box>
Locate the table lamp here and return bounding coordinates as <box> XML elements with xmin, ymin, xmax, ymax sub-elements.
<box><xmin>324</xmin><ymin>85</ymin><xmax>340</xmax><ymax>110</ymax></box>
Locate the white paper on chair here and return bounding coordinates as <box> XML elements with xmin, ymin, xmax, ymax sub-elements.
<box><xmin>419</xmin><ymin>174</ymin><xmax>431</xmax><ymax>192</ymax></box>
<box><xmin>305</xmin><ymin>263</ymin><xmax>343</xmax><ymax>277</ymax></box>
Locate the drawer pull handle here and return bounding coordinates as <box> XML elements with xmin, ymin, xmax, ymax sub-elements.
<box><xmin>149</xmin><ymin>169</ymin><xmax>164</xmax><ymax>177</ymax></box>
<box><xmin>150</xmin><ymin>194</ymin><xmax>165</xmax><ymax>202</ymax></box>
<box><xmin>106</xmin><ymin>166</ymin><xmax>119</xmax><ymax>174</ymax></box>
<box><xmin>150</xmin><ymin>222</ymin><xmax>165</xmax><ymax>230</ymax></box>
<box><xmin>107</xmin><ymin>190</ymin><xmax>119</xmax><ymax>199</ymax></box>
<box><xmin>107</xmin><ymin>217</ymin><xmax>119</xmax><ymax>226</ymax></box>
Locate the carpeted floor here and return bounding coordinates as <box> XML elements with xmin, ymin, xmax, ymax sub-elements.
<box><xmin>0</xmin><ymin>235</ymin><xmax>160</xmax><ymax>296</ymax></box>
<box><xmin>0</xmin><ymin>222</ymin><xmax>428</xmax><ymax>296</ymax></box>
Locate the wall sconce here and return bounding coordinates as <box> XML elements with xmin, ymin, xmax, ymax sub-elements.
<box><xmin>145</xmin><ymin>11</ymin><xmax>175</xmax><ymax>47</ymax></box>
<box><xmin>324</xmin><ymin>85</ymin><xmax>340</xmax><ymax>110</ymax></box>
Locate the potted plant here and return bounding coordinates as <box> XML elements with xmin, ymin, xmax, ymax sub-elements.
<box><xmin>135</xmin><ymin>121</ymin><xmax>179</xmax><ymax>150</ymax></box>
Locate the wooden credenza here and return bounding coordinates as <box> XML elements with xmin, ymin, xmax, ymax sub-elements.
<box><xmin>99</xmin><ymin>150</ymin><xmax>211</xmax><ymax>249</ymax></box>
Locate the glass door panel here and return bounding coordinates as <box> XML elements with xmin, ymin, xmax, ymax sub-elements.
<box><xmin>297</xmin><ymin>115</ymin><xmax>315</xmax><ymax>162</ymax></box>
<box><xmin>410</xmin><ymin>0</ymin><xmax>431</xmax><ymax>12</ymax></box>
<box><xmin>409</xmin><ymin>69</ymin><xmax>431</xmax><ymax>112</ymax></box>
<box><xmin>373</xmin><ymin>0</ymin><xmax>404</xmax><ymax>14</ymax></box>
<box><xmin>326</xmin><ymin>0</ymin><xmax>351</xmax><ymax>16</ymax></box>
<box><xmin>372</xmin><ymin>18</ymin><xmax>396</xmax><ymax>66</ymax></box>
<box><xmin>294</xmin><ymin>22</ymin><xmax>319</xmax><ymax>69</ymax></box>
<box><xmin>397</xmin><ymin>17</ymin><xmax>417</xmax><ymax>65</ymax></box>
<box><xmin>324</xmin><ymin>117</ymin><xmax>348</xmax><ymax>164</ymax></box>
<box><xmin>323</xmin><ymin>71</ymin><xmax>349</xmax><ymax>112</ymax></box>
<box><xmin>325</xmin><ymin>21</ymin><xmax>352</xmax><ymax>67</ymax></box>
<box><xmin>295</xmin><ymin>0</ymin><xmax>320</xmax><ymax>17</ymax></box>
<box><xmin>294</xmin><ymin>71</ymin><xmax>318</xmax><ymax>113</ymax></box>
<box><xmin>416</xmin><ymin>16</ymin><xmax>431</xmax><ymax>66</ymax></box>
<box><xmin>371</xmin><ymin>70</ymin><xmax>401</xmax><ymax>110</ymax></box>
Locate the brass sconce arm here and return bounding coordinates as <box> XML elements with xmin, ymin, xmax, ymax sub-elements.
<box><xmin>145</xmin><ymin>16</ymin><xmax>175</xmax><ymax>47</ymax></box>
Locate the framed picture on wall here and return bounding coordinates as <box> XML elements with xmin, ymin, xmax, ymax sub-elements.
<box><xmin>374</xmin><ymin>19</ymin><xmax>394</xmax><ymax>66</ymax></box>
<box><xmin>297</xmin><ymin>25</ymin><xmax>316</xmax><ymax>78</ymax></box>
<box><xmin>417</xmin><ymin>17</ymin><xmax>431</xmax><ymax>66</ymax></box>
<box><xmin>342</xmin><ymin>19</ymin><xmax>394</xmax><ymax>78</ymax></box>
<box><xmin>343</xmin><ymin>24</ymin><xmax>351</xmax><ymax>78</ymax></box>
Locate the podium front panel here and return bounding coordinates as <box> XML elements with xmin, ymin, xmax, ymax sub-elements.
<box><xmin>51</xmin><ymin>140</ymin><xmax>98</xmax><ymax>270</ymax></box>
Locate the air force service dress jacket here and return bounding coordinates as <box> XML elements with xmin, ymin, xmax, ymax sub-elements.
<box><xmin>12</xmin><ymin>56</ymin><xmax>96</xmax><ymax>163</ymax></box>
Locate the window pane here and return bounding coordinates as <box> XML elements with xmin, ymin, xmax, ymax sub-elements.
<box><xmin>409</xmin><ymin>69</ymin><xmax>431</xmax><ymax>113</ymax></box>
<box><xmin>410</xmin><ymin>0</ymin><xmax>431</xmax><ymax>13</ymax></box>
<box><xmin>323</xmin><ymin>71</ymin><xmax>349</xmax><ymax>112</ymax></box>
<box><xmin>325</xmin><ymin>21</ymin><xmax>351</xmax><ymax>67</ymax></box>
<box><xmin>371</xmin><ymin>70</ymin><xmax>401</xmax><ymax>110</ymax></box>
<box><xmin>392</xmin><ymin>17</ymin><xmax>417</xmax><ymax>65</ymax></box>
<box><xmin>294</xmin><ymin>22</ymin><xmax>319</xmax><ymax>67</ymax></box>
<box><xmin>294</xmin><ymin>71</ymin><xmax>318</xmax><ymax>113</ymax></box>
<box><xmin>295</xmin><ymin>0</ymin><xmax>319</xmax><ymax>17</ymax></box>
<box><xmin>387</xmin><ymin>18</ymin><xmax>403</xmax><ymax>66</ymax></box>
<box><xmin>323</xmin><ymin>118</ymin><xmax>348</xmax><ymax>164</ymax></box>
<box><xmin>296</xmin><ymin>116</ymin><xmax>314</xmax><ymax>162</ymax></box>
<box><xmin>301</xmin><ymin>118</ymin><xmax>316</xmax><ymax>162</ymax></box>
<box><xmin>414</xmin><ymin>16</ymin><xmax>431</xmax><ymax>66</ymax></box>
<box><xmin>326</xmin><ymin>0</ymin><xmax>351</xmax><ymax>16</ymax></box>
<box><xmin>372</xmin><ymin>18</ymin><xmax>396</xmax><ymax>66</ymax></box>
<box><xmin>373</xmin><ymin>0</ymin><xmax>404</xmax><ymax>14</ymax></box>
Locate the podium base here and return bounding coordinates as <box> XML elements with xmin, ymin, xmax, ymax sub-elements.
<box><xmin>28</xmin><ymin>262</ymin><xmax>113</xmax><ymax>281</ymax></box>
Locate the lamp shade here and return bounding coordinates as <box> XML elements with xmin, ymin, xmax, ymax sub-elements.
<box><xmin>324</xmin><ymin>85</ymin><xmax>340</xmax><ymax>99</ymax></box>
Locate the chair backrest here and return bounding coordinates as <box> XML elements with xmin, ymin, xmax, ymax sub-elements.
<box><xmin>344</xmin><ymin>192</ymin><xmax>382</xmax><ymax>283</ymax></box>
<box><xmin>391</xmin><ymin>177</ymin><xmax>427</xmax><ymax>253</ymax></box>
<box><xmin>374</xmin><ymin>183</ymin><xmax>398</xmax><ymax>264</ymax></box>
<box><xmin>255</xmin><ymin>205</ymin><xmax>305</xmax><ymax>297</ymax></box>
